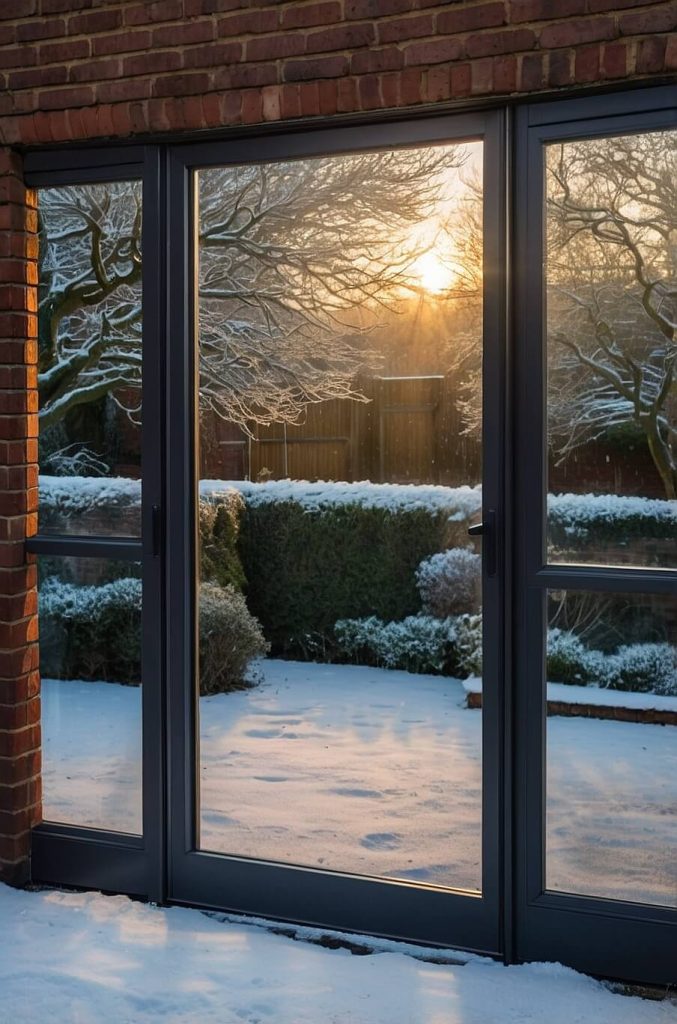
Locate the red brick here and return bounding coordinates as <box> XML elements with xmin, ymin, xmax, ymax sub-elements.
<box><xmin>619</xmin><ymin>5</ymin><xmax>677</xmax><ymax>34</ymax></box>
<box><xmin>41</xmin><ymin>0</ymin><xmax>91</xmax><ymax>10</ymax></box>
<box><xmin>247</xmin><ymin>33</ymin><xmax>306</xmax><ymax>61</ymax></box>
<box><xmin>8</xmin><ymin>65</ymin><xmax>68</xmax><ymax>90</ymax></box>
<box><xmin>377</xmin><ymin>14</ymin><xmax>433</xmax><ymax>43</ymax></box>
<box><xmin>548</xmin><ymin>48</ymin><xmax>574</xmax><ymax>86</ymax></box>
<box><xmin>471</xmin><ymin>57</ymin><xmax>493</xmax><ymax>93</ymax></box>
<box><xmin>68</xmin><ymin>8</ymin><xmax>122</xmax><ymax>35</ymax></box>
<box><xmin>601</xmin><ymin>41</ymin><xmax>628</xmax><ymax>77</ymax></box>
<box><xmin>438</xmin><ymin>2</ymin><xmax>506</xmax><ymax>33</ymax></box>
<box><xmin>281</xmin><ymin>2</ymin><xmax>341</xmax><ymax>29</ymax></box>
<box><xmin>152</xmin><ymin>20</ymin><xmax>215</xmax><ymax>47</ymax></box>
<box><xmin>0</xmin><ymin>724</ymin><xmax>40</xmax><ymax>758</ymax></box>
<box><xmin>422</xmin><ymin>65</ymin><xmax>451</xmax><ymax>101</ymax></box>
<box><xmin>318</xmin><ymin>77</ymin><xmax>338</xmax><ymax>114</ymax></box>
<box><xmin>261</xmin><ymin>84</ymin><xmax>281</xmax><ymax>120</ymax></box>
<box><xmin>123</xmin><ymin>49</ymin><xmax>182</xmax><ymax>77</ymax></box>
<box><xmin>279</xmin><ymin>82</ymin><xmax>301</xmax><ymax>118</ymax></box>
<box><xmin>298</xmin><ymin>81</ymin><xmax>320</xmax><ymax>116</ymax></box>
<box><xmin>0</xmin><ymin>588</ymin><xmax>37</xmax><ymax>622</ymax></box>
<box><xmin>509</xmin><ymin>0</ymin><xmax>586</xmax><ymax>22</ymax></box>
<box><xmin>38</xmin><ymin>85</ymin><xmax>95</xmax><ymax>110</ymax></box>
<box><xmin>0</xmin><ymin>440</ymin><xmax>38</xmax><ymax>467</ymax></box>
<box><xmin>0</xmin><ymin>749</ymin><xmax>40</xmax><ymax>788</ymax></box>
<box><xmin>0</xmin><ymin>389</ymin><xmax>38</xmax><ymax>415</ymax></box>
<box><xmin>380</xmin><ymin>71</ymin><xmax>400</xmax><ymax>107</ymax></box>
<box><xmin>218</xmin><ymin>63</ymin><xmax>278</xmax><ymax>89</ymax></box>
<box><xmin>351</xmin><ymin>47</ymin><xmax>404</xmax><ymax>74</ymax></box>
<box><xmin>124</xmin><ymin>0</ymin><xmax>183</xmax><ymax>24</ymax></box>
<box><xmin>92</xmin><ymin>29</ymin><xmax>151</xmax><ymax>55</ymax></box>
<box><xmin>519</xmin><ymin>51</ymin><xmax>546</xmax><ymax>90</ymax></box>
<box><xmin>241</xmin><ymin>88</ymin><xmax>263</xmax><ymax>123</ymax></box>
<box><xmin>404</xmin><ymin>38</ymin><xmax>463</xmax><ymax>66</ymax></box>
<box><xmin>0</xmin><ymin>777</ymin><xmax>41</xmax><ymax>815</ymax></box>
<box><xmin>0</xmin><ymin>833</ymin><xmax>32</xmax><ymax>864</ymax></box>
<box><xmin>0</xmin><ymin>667</ymin><xmax>39</xmax><ymax>704</ymax></box>
<box><xmin>183</xmin><ymin>41</ymin><xmax>242</xmax><ymax>68</ymax></box>
<box><xmin>0</xmin><ymin>805</ymin><xmax>40</xmax><ymax>835</ymax></box>
<box><xmin>39</xmin><ymin>36</ymin><xmax>89</xmax><ymax>62</ymax></box>
<box><xmin>636</xmin><ymin>35</ymin><xmax>666</xmax><ymax>72</ymax></box>
<box><xmin>16</xmin><ymin>17</ymin><xmax>64</xmax><ymax>41</ymax></box>
<box><xmin>358</xmin><ymin>73</ymin><xmax>382</xmax><ymax>109</ymax></box>
<box><xmin>451</xmin><ymin>62</ymin><xmax>472</xmax><ymax>97</ymax></box>
<box><xmin>493</xmin><ymin>53</ymin><xmax>518</xmax><ymax>91</ymax></box>
<box><xmin>306</xmin><ymin>22</ymin><xmax>375</xmax><ymax>53</ymax></box>
<box><xmin>465</xmin><ymin>28</ymin><xmax>536</xmax><ymax>58</ymax></box>
<box><xmin>345</xmin><ymin>0</ymin><xmax>412</xmax><ymax>17</ymax></box>
<box><xmin>574</xmin><ymin>42</ymin><xmax>602</xmax><ymax>81</ymax></box>
<box><xmin>588</xmin><ymin>0</ymin><xmax>662</xmax><ymax>10</ymax></box>
<box><xmin>153</xmin><ymin>72</ymin><xmax>212</xmax><ymax>97</ymax></box>
<box><xmin>0</xmin><ymin>45</ymin><xmax>37</xmax><ymax>67</ymax></box>
<box><xmin>0</xmin><ymin>1</ymin><xmax>37</xmax><ymax>20</ymax></box>
<box><xmin>98</xmin><ymin>78</ymin><xmax>153</xmax><ymax>104</ymax></box>
<box><xmin>69</xmin><ymin>58</ymin><xmax>123</xmax><ymax>84</ymax></box>
<box><xmin>216</xmin><ymin>10</ymin><xmax>279</xmax><ymax>36</ymax></box>
<box><xmin>539</xmin><ymin>16</ymin><xmax>616</xmax><ymax>48</ymax></box>
<box><xmin>399</xmin><ymin>66</ymin><xmax>422</xmax><ymax>103</ymax></box>
<box><xmin>0</xmin><ymin>415</ymin><xmax>38</xmax><ymax>440</ymax></box>
<box><xmin>0</xmin><ymin>151</ymin><xmax>22</xmax><ymax>177</ymax></box>
<box><xmin>666</xmin><ymin>34</ymin><xmax>677</xmax><ymax>69</ymax></box>
<box><xmin>283</xmin><ymin>56</ymin><xmax>349</xmax><ymax>80</ymax></box>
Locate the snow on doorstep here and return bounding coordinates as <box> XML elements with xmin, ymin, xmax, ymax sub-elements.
<box><xmin>0</xmin><ymin>885</ymin><xmax>673</xmax><ymax>1024</ymax></box>
<box><xmin>462</xmin><ymin>678</ymin><xmax>677</xmax><ymax>712</ymax></box>
<box><xmin>200</xmin><ymin>478</ymin><xmax>483</xmax><ymax>518</ymax></box>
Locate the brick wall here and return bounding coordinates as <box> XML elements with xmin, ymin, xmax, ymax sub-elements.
<box><xmin>0</xmin><ymin>0</ymin><xmax>674</xmax><ymax>884</ymax></box>
<box><xmin>0</xmin><ymin>149</ymin><xmax>40</xmax><ymax>886</ymax></box>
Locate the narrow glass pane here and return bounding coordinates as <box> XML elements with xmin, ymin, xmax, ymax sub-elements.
<box><xmin>546</xmin><ymin>589</ymin><xmax>677</xmax><ymax>906</ymax></box>
<box><xmin>545</xmin><ymin>129</ymin><xmax>677</xmax><ymax>568</ymax></box>
<box><xmin>39</xmin><ymin>557</ymin><xmax>143</xmax><ymax>834</ymax></box>
<box><xmin>195</xmin><ymin>142</ymin><xmax>484</xmax><ymax>891</ymax></box>
<box><xmin>37</xmin><ymin>182</ymin><xmax>142</xmax><ymax>537</ymax></box>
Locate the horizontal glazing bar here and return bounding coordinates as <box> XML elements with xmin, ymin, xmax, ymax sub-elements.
<box><xmin>531</xmin><ymin>566</ymin><xmax>677</xmax><ymax>594</ymax></box>
<box><xmin>26</xmin><ymin>535</ymin><xmax>143</xmax><ymax>560</ymax></box>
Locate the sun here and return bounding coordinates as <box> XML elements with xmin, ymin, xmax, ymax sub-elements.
<box><xmin>411</xmin><ymin>250</ymin><xmax>457</xmax><ymax>294</ymax></box>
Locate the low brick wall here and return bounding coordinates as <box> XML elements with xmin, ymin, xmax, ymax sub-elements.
<box><xmin>466</xmin><ymin>690</ymin><xmax>677</xmax><ymax>725</ymax></box>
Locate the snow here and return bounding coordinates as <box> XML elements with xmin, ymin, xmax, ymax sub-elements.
<box><xmin>547</xmin><ymin>491</ymin><xmax>677</xmax><ymax>537</ymax></box>
<box><xmin>201</xmin><ymin>478</ymin><xmax>483</xmax><ymax>519</ymax></box>
<box><xmin>462</xmin><ymin>677</ymin><xmax>677</xmax><ymax>712</ymax></box>
<box><xmin>1</xmin><ymin>886</ymin><xmax>673</xmax><ymax>1024</ymax></box>
<box><xmin>39</xmin><ymin>473</ymin><xmax>142</xmax><ymax>512</ymax></box>
<box><xmin>42</xmin><ymin>660</ymin><xmax>677</xmax><ymax>907</ymax></box>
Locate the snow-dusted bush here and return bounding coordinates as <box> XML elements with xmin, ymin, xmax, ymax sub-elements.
<box><xmin>334</xmin><ymin>614</ymin><xmax>456</xmax><ymax>675</ymax></box>
<box><xmin>199</xmin><ymin>492</ymin><xmax>246</xmax><ymax>592</ymax></box>
<box><xmin>198</xmin><ymin>583</ymin><xmax>269</xmax><ymax>695</ymax></box>
<box><xmin>416</xmin><ymin>547</ymin><xmax>481</xmax><ymax>617</ymax></box>
<box><xmin>39</xmin><ymin>575</ymin><xmax>143</xmax><ymax>683</ymax></box>
<box><xmin>608</xmin><ymin>643</ymin><xmax>677</xmax><ymax>696</ymax></box>
<box><xmin>546</xmin><ymin>628</ymin><xmax>600</xmax><ymax>686</ymax></box>
<box><xmin>453</xmin><ymin>614</ymin><xmax>483</xmax><ymax>677</ymax></box>
<box><xmin>548</xmin><ymin>493</ymin><xmax>677</xmax><ymax>546</ymax></box>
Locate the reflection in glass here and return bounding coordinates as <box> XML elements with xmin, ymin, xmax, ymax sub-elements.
<box><xmin>37</xmin><ymin>181</ymin><xmax>143</xmax><ymax>536</ymax></box>
<box><xmin>546</xmin><ymin>589</ymin><xmax>677</xmax><ymax>907</ymax></box>
<box><xmin>545</xmin><ymin>129</ymin><xmax>677</xmax><ymax>568</ymax></box>
<box><xmin>195</xmin><ymin>143</ymin><xmax>485</xmax><ymax>890</ymax></box>
<box><xmin>39</xmin><ymin>558</ymin><xmax>142</xmax><ymax>834</ymax></box>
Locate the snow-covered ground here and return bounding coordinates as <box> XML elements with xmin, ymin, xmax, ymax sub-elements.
<box><xmin>0</xmin><ymin>884</ymin><xmax>673</xmax><ymax>1024</ymax></box>
<box><xmin>42</xmin><ymin>659</ymin><xmax>676</xmax><ymax>906</ymax></box>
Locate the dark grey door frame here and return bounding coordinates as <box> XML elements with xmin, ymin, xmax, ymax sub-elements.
<box><xmin>23</xmin><ymin>145</ymin><xmax>167</xmax><ymax>902</ymax></box>
<box><xmin>513</xmin><ymin>85</ymin><xmax>677</xmax><ymax>986</ymax></box>
<box><xmin>164</xmin><ymin>108</ymin><xmax>509</xmax><ymax>957</ymax></box>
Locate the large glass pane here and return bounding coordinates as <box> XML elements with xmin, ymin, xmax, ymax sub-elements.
<box><xmin>37</xmin><ymin>181</ymin><xmax>142</xmax><ymax>537</ymax></box>
<box><xmin>546</xmin><ymin>589</ymin><xmax>677</xmax><ymax>906</ymax></box>
<box><xmin>39</xmin><ymin>557</ymin><xmax>143</xmax><ymax>834</ymax></box>
<box><xmin>545</xmin><ymin>129</ymin><xmax>677</xmax><ymax>568</ymax></box>
<box><xmin>195</xmin><ymin>143</ymin><xmax>484</xmax><ymax>890</ymax></box>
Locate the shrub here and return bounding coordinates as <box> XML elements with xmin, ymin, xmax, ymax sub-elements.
<box><xmin>334</xmin><ymin>614</ymin><xmax>456</xmax><ymax>675</ymax></box>
<box><xmin>240</xmin><ymin>501</ymin><xmax>465</xmax><ymax>655</ymax></box>
<box><xmin>39</xmin><ymin>575</ymin><xmax>143</xmax><ymax>683</ymax></box>
<box><xmin>546</xmin><ymin>628</ymin><xmax>597</xmax><ymax>686</ymax></box>
<box><xmin>416</xmin><ymin>547</ymin><xmax>481</xmax><ymax>617</ymax></box>
<box><xmin>607</xmin><ymin>643</ymin><xmax>677</xmax><ymax>696</ymax></box>
<box><xmin>199</xmin><ymin>492</ymin><xmax>246</xmax><ymax>592</ymax></box>
<box><xmin>198</xmin><ymin>582</ymin><xmax>269</xmax><ymax>695</ymax></box>
<box><xmin>454</xmin><ymin>613</ymin><xmax>483</xmax><ymax>677</ymax></box>
<box><xmin>39</xmin><ymin>575</ymin><xmax>268</xmax><ymax>695</ymax></box>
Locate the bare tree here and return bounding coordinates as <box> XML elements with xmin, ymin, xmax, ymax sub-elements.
<box><xmin>546</xmin><ymin>130</ymin><xmax>677</xmax><ymax>497</ymax></box>
<box><xmin>38</xmin><ymin>146</ymin><xmax>470</xmax><ymax>441</ymax></box>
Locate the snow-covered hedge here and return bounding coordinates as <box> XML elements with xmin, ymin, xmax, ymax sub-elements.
<box><xmin>334</xmin><ymin>612</ymin><xmax>483</xmax><ymax>677</ymax></box>
<box><xmin>546</xmin><ymin>628</ymin><xmax>677</xmax><ymax>696</ymax></box>
<box><xmin>547</xmin><ymin>493</ymin><xmax>677</xmax><ymax>545</ymax></box>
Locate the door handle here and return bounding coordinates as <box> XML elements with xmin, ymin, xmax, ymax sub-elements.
<box><xmin>468</xmin><ymin>509</ymin><xmax>497</xmax><ymax>578</ymax></box>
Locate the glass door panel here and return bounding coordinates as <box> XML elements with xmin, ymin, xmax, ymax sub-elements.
<box><xmin>194</xmin><ymin>141</ymin><xmax>486</xmax><ymax>892</ymax></box>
